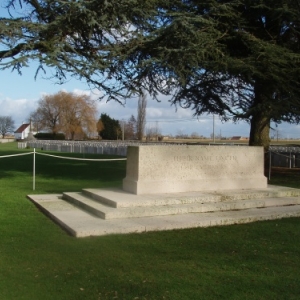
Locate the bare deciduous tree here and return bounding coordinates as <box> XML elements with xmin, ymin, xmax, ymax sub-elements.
<box><xmin>136</xmin><ymin>93</ymin><xmax>147</xmax><ymax>141</ymax></box>
<box><xmin>146</xmin><ymin>122</ymin><xmax>161</xmax><ymax>141</ymax></box>
<box><xmin>29</xmin><ymin>111</ymin><xmax>45</xmax><ymax>133</ymax></box>
<box><xmin>0</xmin><ymin>116</ymin><xmax>15</xmax><ymax>138</ymax></box>
<box><xmin>122</xmin><ymin>115</ymin><xmax>136</xmax><ymax>140</ymax></box>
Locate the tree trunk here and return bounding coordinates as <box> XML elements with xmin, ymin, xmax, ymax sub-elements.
<box><xmin>249</xmin><ymin>112</ymin><xmax>270</xmax><ymax>150</ymax></box>
<box><xmin>248</xmin><ymin>80</ymin><xmax>273</xmax><ymax>175</ymax></box>
<box><xmin>249</xmin><ymin>80</ymin><xmax>272</xmax><ymax>150</ymax></box>
<box><xmin>137</xmin><ymin>92</ymin><xmax>147</xmax><ymax>141</ymax></box>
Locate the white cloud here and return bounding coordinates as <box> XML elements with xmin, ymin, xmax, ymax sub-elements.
<box><xmin>0</xmin><ymin>97</ymin><xmax>39</xmax><ymax>125</ymax></box>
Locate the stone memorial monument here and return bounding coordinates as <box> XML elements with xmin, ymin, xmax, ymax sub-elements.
<box><xmin>123</xmin><ymin>145</ymin><xmax>267</xmax><ymax>194</ymax></box>
<box><xmin>29</xmin><ymin>144</ymin><xmax>300</xmax><ymax>237</ymax></box>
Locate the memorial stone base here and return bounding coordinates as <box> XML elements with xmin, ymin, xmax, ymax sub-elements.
<box><xmin>123</xmin><ymin>145</ymin><xmax>267</xmax><ymax>194</ymax></box>
<box><xmin>27</xmin><ymin>145</ymin><xmax>300</xmax><ymax>238</ymax></box>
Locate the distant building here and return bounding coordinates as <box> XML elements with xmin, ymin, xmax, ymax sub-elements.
<box><xmin>231</xmin><ymin>136</ymin><xmax>249</xmax><ymax>141</ymax></box>
<box><xmin>14</xmin><ymin>123</ymin><xmax>36</xmax><ymax>140</ymax></box>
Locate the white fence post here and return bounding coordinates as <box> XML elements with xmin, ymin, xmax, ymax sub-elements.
<box><xmin>33</xmin><ymin>148</ymin><xmax>36</xmax><ymax>190</ymax></box>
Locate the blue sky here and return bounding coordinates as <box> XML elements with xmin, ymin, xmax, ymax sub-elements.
<box><xmin>0</xmin><ymin>63</ymin><xmax>299</xmax><ymax>139</ymax></box>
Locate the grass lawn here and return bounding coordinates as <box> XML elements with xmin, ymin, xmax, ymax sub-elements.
<box><xmin>1</xmin><ymin>142</ymin><xmax>300</xmax><ymax>300</ymax></box>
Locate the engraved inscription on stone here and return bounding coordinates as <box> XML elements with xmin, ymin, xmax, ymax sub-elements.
<box><xmin>123</xmin><ymin>145</ymin><xmax>267</xmax><ymax>194</ymax></box>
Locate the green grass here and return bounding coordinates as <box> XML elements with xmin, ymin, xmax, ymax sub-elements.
<box><xmin>268</xmin><ymin>167</ymin><xmax>300</xmax><ymax>188</ymax></box>
<box><xmin>1</xmin><ymin>142</ymin><xmax>300</xmax><ymax>300</ymax></box>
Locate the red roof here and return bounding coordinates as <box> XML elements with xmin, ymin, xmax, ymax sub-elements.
<box><xmin>14</xmin><ymin>123</ymin><xmax>30</xmax><ymax>133</ymax></box>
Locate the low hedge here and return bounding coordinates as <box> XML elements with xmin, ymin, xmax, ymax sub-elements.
<box><xmin>34</xmin><ymin>133</ymin><xmax>65</xmax><ymax>140</ymax></box>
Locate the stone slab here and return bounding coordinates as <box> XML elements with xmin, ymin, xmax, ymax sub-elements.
<box><xmin>27</xmin><ymin>186</ymin><xmax>300</xmax><ymax>237</ymax></box>
<box><xmin>63</xmin><ymin>192</ymin><xmax>300</xmax><ymax>220</ymax></box>
<box><xmin>56</xmin><ymin>186</ymin><xmax>300</xmax><ymax>220</ymax></box>
<box><xmin>27</xmin><ymin>194</ymin><xmax>300</xmax><ymax>237</ymax></box>
<box><xmin>123</xmin><ymin>145</ymin><xmax>267</xmax><ymax>194</ymax></box>
<box><xmin>82</xmin><ymin>185</ymin><xmax>300</xmax><ymax>208</ymax></box>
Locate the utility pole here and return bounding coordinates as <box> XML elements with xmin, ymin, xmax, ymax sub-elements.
<box><xmin>122</xmin><ymin>120</ymin><xmax>124</xmax><ymax>141</ymax></box>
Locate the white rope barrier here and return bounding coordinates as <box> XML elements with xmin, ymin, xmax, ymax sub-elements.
<box><xmin>35</xmin><ymin>152</ymin><xmax>127</xmax><ymax>161</ymax></box>
<box><xmin>270</xmin><ymin>151</ymin><xmax>299</xmax><ymax>161</ymax></box>
<box><xmin>0</xmin><ymin>149</ymin><xmax>127</xmax><ymax>191</ymax></box>
<box><xmin>0</xmin><ymin>152</ymin><xmax>33</xmax><ymax>158</ymax></box>
<box><xmin>268</xmin><ymin>150</ymin><xmax>300</xmax><ymax>181</ymax></box>
<box><xmin>0</xmin><ymin>151</ymin><xmax>127</xmax><ymax>161</ymax></box>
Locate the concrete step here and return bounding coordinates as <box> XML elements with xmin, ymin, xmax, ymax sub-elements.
<box><xmin>80</xmin><ymin>185</ymin><xmax>300</xmax><ymax>208</ymax></box>
<box><xmin>27</xmin><ymin>193</ymin><xmax>300</xmax><ymax>237</ymax></box>
<box><xmin>62</xmin><ymin>191</ymin><xmax>300</xmax><ymax>220</ymax></box>
<box><xmin>27</xmin><ymin>185</ymin><xmax>300</xmax><ymax>237</ymax></box>
<box><xmin>63</xmin><ymin>192</ymin><xmax>113</xmax><ymax>219</ymax></box>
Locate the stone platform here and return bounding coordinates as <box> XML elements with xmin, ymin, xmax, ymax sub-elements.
<box><xmin>28</xmin><ymin>185</ymin><xmax>300</xmax><ymax>237</ymax></box>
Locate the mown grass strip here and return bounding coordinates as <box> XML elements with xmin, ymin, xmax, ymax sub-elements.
<box><xmin>0</xmin><ymin>142</ymin><xmax>300</xmax><ymax>300</ymax></box>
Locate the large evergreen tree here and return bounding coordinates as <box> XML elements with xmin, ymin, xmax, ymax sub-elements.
<box><xmin>1</xmin><ymin>0</ymin><xmax>300</xmax><ymax>148</ymax></box>
<box><xmin>124</xmin><ymin>0</ymin><xmax>300</xmax><ymax>149</ymax></box>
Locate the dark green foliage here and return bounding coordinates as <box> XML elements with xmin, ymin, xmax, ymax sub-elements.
<box><xmin>0</xmin><ymin>0</ymin><xmax>152</xmax><ymax>101</ymax></box>
<box><xmin>1</xmin><ymin>1</ymin><xmax>300</xmax><ymax>148</ymax></box>
<box><xmin>99</xmin><ymin>113</ymin><xmax>121</xmax><ymax>140</ymax></box>
<box><xmin>34</xmin><ymin>132</ymin><xmax>65</xmax><ymax>140</ymax></box>
<box><xmin>131</xmin><ymin>0</ymin><xmax>300</xmax><ymax>148</ymax></box>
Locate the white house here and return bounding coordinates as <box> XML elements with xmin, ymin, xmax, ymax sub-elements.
<box><xmin>14</xmin><ymin>123</ymin><xmax>31</xmax><ymax>140</ymax></box>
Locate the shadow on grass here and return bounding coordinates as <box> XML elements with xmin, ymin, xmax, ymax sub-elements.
<box><xmin>269</xmin><ymin>167</ymin><xmax>300</xmax><ymax>189</ymax></box>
